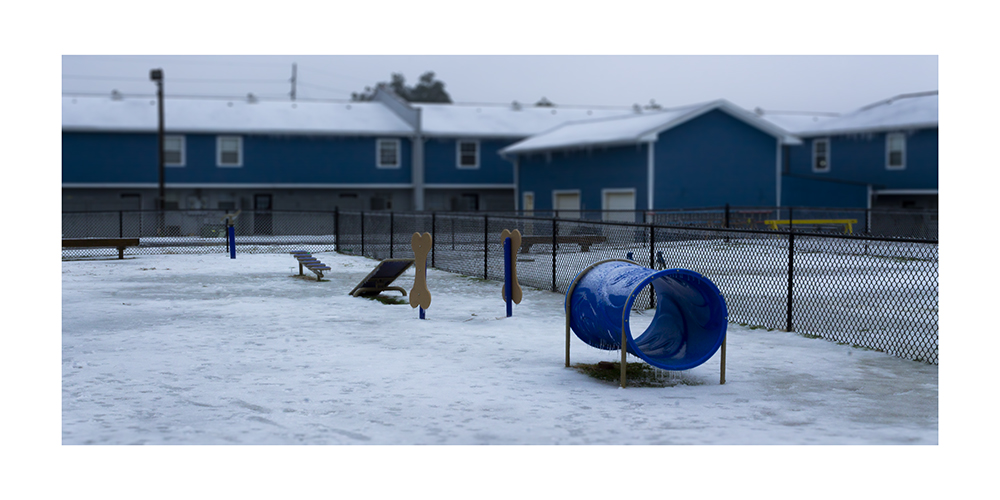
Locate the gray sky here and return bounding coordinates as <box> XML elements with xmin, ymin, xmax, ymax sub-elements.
<box><xmin>61</xmin><ymin>55</ymin><xmax>937</xmax><ymax>114</ymax></box>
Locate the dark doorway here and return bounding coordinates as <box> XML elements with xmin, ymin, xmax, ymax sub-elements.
<box><xmin>254</xmin><ymin>193</ymin><xmax>273</xmax><ymax>235</ymax></box>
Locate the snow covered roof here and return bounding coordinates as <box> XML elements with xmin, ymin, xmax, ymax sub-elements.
<box><xmin>793</xmin><ymin>91</ymin><xmax>938</xmax><ymax>136</ymax></box>
<box><xmin>62</xmin><ymin>95</ymin><xmax>415</xmax><ymax>135</ymax></box>
<box><xmin>499</xmin><ymin>99</ymin><xmax>802</xmax><ymax>156</ymax></box>
<box><xmin>414</xmin><ymin>102</ymin><xmax>636</xmax><ymax>138</ymax></box>
<box><xmin>755</xmin><ymin>111</ymin><xmax>840</xmax><ymax>134</ymax></box>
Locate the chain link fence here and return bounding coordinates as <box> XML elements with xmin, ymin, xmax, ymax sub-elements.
<box><xmin>63</xmin><ymin>209</ymin><xmax>938</xmax><ymax>364</ymax></box>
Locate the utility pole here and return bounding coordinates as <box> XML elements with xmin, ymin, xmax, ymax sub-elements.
<box><xmin>290</xmin><ymin>62</ymin><xmax>297</xmax><ymax>101</ymax></box>
<box><xmin>150</xmin><ymin>68</ymin><xmax>165</xmax><ymax>234</ymax></box>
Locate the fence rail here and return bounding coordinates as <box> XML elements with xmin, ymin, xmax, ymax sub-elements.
<box><xmin>63</xmin><ymin>208</ymin><xmax>939</xmax><ymax>364</ymax></box>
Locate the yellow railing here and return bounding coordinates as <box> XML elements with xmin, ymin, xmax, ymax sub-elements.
<box><xmin>763</xmin><ymin>219</ymin><xmax>858</xmax><ymax>234</ymax></box>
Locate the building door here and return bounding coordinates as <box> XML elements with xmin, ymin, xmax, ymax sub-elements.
<box><xmin>553</xmin><ymin>191</ymin><xmax>581</xmax><ymax>219</ymax></box>
<box><xmin>254</xmin><ymin>193</ymin><xmax>273</xmax><ymax>235</ymax></box>
<box><xmin>522</xmin><ymin>192</ymin><xmax>535</xmax><ymax>234</ymax></box>
<box><xmin>603</xmin><ymin>189</ymin><xmax>636</xmax><ymax>223</ymax></box>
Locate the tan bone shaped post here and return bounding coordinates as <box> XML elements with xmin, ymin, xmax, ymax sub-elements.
<box><xmin>500</xmin><ymin>229</ymin><xmax>523</xmax><ymax>305</ymax></box>
<box><xmin>410</xmin><ymin>232</ymin><xmax>433</xmax><ymax>313</ymax></box>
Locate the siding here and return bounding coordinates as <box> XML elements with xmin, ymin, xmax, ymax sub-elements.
<box><xmin>517</xmin><ymin>145</ymin><xmax>648</xmax><ymax>211</ymax></box>
<box><xmin>653</xmin><ymin>109</ymin><xmax>778</xmax><ymax>208</ymax></box>
<box><xmin>786</xmin><ymin>129</ymin><xmax>938</xmax><ymax>190</ymax></box>
<box><xmin>63</xmin><ymin>132</ymin><xmax>413</xmax><ymax>185</ymax></box>
<box><xmin>423</xmin><ymin>137</ymin><xmax>516</xmax><ymax>185</ymax></box>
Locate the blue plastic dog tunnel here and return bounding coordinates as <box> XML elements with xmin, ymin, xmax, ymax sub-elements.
<box><xmin>565</xmin><ymin>259</ymin><xmax>729</xmax><ymax>387</ymax></box>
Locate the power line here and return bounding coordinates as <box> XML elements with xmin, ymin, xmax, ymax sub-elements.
<box><xmin>63</xmin><ymin>74</ymin><xmax>287</xmax><ymax>84</ymax></box>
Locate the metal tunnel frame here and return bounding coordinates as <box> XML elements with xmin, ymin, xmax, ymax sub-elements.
<box><xmin>564</xmin><ymin>259</ymin><xmax>728</xmax><ymax>388</ymax></box>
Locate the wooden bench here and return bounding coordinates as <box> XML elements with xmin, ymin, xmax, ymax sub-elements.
<box><xmin>520</xmin><ymin>235</ymin><xmax>607</xmax><ymax>253</ymax></box>
<box><xmin>290</xmin><ymin>250</ymin><xmax>332</xmax><ymax>281</ymax></box>
<box><xmin>62</xmin><ymin>238</ymin><xmax>140</xmax><ymax>259</ymax></box>
<box><xmin>764</xmin><ymin>219</ymin><xmax>858</xmax><ymax>234</ymax></box>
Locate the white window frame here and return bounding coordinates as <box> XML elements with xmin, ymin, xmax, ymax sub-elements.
<box><xmin>216</xmin><ymin>135</ymin><xmax>243</xmax><ymax>168</ymax></box>
<box><xmin>377</xmin><ymin>138</ymin><xmax>401</xmax><ymax>169</ymax></box>
<box><xmin>886</xmin><ymin>132</ymin><xmax>906</xmax><ymax>170</ymax></box>
<box><xmin>456</xmin><ymin>140</ymin><xmax>480</xmax><ymax>169</ymax></box>
<box><xmin>812</xmin><ymin>138</ymin><xmax>830</xmax><ymax>173</ymax></box>
<box><xmin>164</xmin><ymin>135</ymin><xmax>185</xmax><ymax>167</ymax></box>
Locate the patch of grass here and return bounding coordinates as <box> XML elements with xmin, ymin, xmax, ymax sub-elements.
<box><xmin>800</xmin><ymin>333</ymin><xmax>823</xmax><ymax>339</ymax></box>
<box><xmin>572</xmin><ymin>361</ymin><xmax>697</xmax><ymax>387</ymax></box>
<box><xmin>361</xmin><ymin>294</ymin><xmax>407</xmax><ymax>305</ymax></box>
<box><xmin>734</xmin><ymin>321</ymin><xmax>775</xmax><ymax>332</ymax></box>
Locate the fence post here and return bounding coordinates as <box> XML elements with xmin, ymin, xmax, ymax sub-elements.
<box><xmin>334</xmin><ymin>207</ymin><xmax>340</xmax><ymax>253</ymax></box>
<box><xmin>119</xmin><ymin>211</ymin><xmax>124</xmax><ymax>238</ymax></box>
<box><xmin>723</xmin><ymin>203</ymin><xmax>730</xmax><ymax>243</ymax></box>
<box><xmin>360</xmin><ymin>210</ymin><xmax>365</xmax><ymax>256</ymax></box>
<box><xmin>786</xmin><ymin>207</ymin><xmax>795</xmax><ymax>332</ymax></box>
<box><xmin>431</xmin><ymin>212</ymin><xmax>436</xmax><ymax>268</ymax></box>
<box><xmin>390</xmin><ymin>211</ymin><xmax>395</xmax><ymax>259</ymax></box>
<box><xmin>649</xmin><ymin>223</ymin><xmax>656</xmax><ymax>307</ymax></box>
<box><xmin>483</xmin><ymin>214</ymin><xmax>489</xmax><ymax>280</ymax></box>
<box><xmin>551</xmin><ymin>217</ymin><xmax>559</xmax><ymax>292</ymax></box>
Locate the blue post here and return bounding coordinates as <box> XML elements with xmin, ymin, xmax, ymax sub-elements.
<box><xmin>504</xmin><ymin>237</ymin><xmax>512</xmax><ymax>317</ymax></box>
<box><xmin>228</xmin><ymin>224</ymin><xmax>236</xmax><ymax>259</ymax></box>
<box><xmin>420</xmin><ymin>260</ymin><xmax>427</xmax><ymax>320</ymax></box>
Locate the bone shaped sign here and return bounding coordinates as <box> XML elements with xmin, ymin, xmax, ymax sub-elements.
<box><xmin>409</xmin><ymin>232</ymin><xmax>432</xmax><ymax>310</ymax></box>
<box><xmin>500</xmin><ymin>229</ymin><xmax>523</xmax><ymax>305</ymax></box>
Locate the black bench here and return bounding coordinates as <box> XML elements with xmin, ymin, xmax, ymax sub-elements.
<box><xmin>62</xmin><ymin>238</ymin><xmax>140</xmax><ymax>259</ymax></box>
<box><xmin>520</xmin><ymin>235</ymin><xmax>607</xmax><ymax>253</ymax></box>
<box><xmin>290</xmin><ymin>250</ymin><xmax>332</xmax><ymax>281</ymax></box>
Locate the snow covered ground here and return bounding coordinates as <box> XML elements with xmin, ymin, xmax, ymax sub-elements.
<box><xmin>62</xmin><ymin>251</ymin><xmax>937</xmax><ymax>446</ymax></box>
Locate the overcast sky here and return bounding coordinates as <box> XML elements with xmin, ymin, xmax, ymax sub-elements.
<box><xmin>62</xmin><ymin>55</ymin><xmax>936</xmax><ymax>114</ymax></box>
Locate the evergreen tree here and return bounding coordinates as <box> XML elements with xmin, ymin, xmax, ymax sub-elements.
<box><xmin>351</xmin><ymin>72</ymin><xmax>452</xmax><ymax>103</ymax></box>
<box><xmin>535</xmin><ymin>96</ymin><xmax>555</xmax><ymax>107</ymax></box>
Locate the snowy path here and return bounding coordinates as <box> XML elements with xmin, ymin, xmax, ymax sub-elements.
<box><xmin>62</xmin><ymin>252</ymin><xmax>937</xmax><ymax>445</ymax></box>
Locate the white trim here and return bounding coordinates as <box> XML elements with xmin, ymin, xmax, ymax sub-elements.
<box><xmin>812</xmin><ymin>138</ymin><xmax>830</xmax><ymax>173</ymax></box>
<box><xmin>64</xmin><ymin>183</ymin><xmax>416</xmax><ymax>189</ymax></box>
<box><xmin>647</xmin><ymin>141</ymin><xmax>655</xmax><ymax>210</ymax></box>
<box><xmin>775</xmin><ymin>139</ymin><xmax>782</xmax><ymax>207</ymax></box>
<box><xmin>873</xmin><ymin>189</ymin><xmax>938</xmax><ymax>196</ymax></box>
<box><xmin>512</xmin><ymin>157</ymin><xmax>520</xmax><ymax>211</ymax></box>
<box><xmin>886</xmin><ymin>132</ymin><xmax>906</xmax><ymax>170</ymax></box>
<box><xmin>456</xmin><ymin>139</ymin><xmax>480</xmax><ymax>169</ymax></box>
<box><xmin>216</xmin><ymin>135</ymin><xmax>243</xmax><ymax>167</ymax></box>
<box><xmin>424</xmin><ymin>183</ymin><xmax>515</xmax><ymax>189</ymax></box>
<box><xmin>164</xmin><ymin>134</ymin><xmax>185</xmax><ymax>167</ymax></box>
<box><xmin>376</xmin><ymin>138</ymin><xmax>401</xmax><ymax>169</ymax></box>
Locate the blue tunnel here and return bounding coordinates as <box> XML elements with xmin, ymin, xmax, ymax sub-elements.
<box><xmin>566</xmin><ymin>260</ymin><xmax>728</xmax><ymax>371</ymax></box>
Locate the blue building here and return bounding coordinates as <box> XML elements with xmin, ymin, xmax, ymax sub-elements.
<box><xmin>763</xmin><ymin>91</ymin><xmax>938</xmax><ymax>210</ymax></box>
<box><xmin>62</xmin><ymin>89</ymin><xmax>633</xmax><ymax>212</ymax></box>
<box><xmin>499</xmin><ymin>100</ymin><xmax>801</xmax><ymax>219</ymax></box>
<box><xmin>63</xmin><ymin>88</ymin><xmax>938</xmax><ymax>216</ymax></box>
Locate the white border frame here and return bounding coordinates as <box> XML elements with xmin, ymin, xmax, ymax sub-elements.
<box><xmin>376</xmin><ymin>138</ymin><xmax>401</xmax><ymax>169</ymax></box>
<box><xmin>886</xmin><ymin>132</ymin><xmax>906</xmax><ymax>170</ymax></box>
<box><xmin>216</xmin><ymin>135</ymin><xmax>243</xmax><ymax>168</ymax></box>
<box><xmin>812</xmin><ymin>138</ymin><xmax>830</xmax><ymax>173</ymax></box>
<box><xmin>456</xmin><ymin>139</ymin><xmax>480</xmax><ymax>169</ymax></box>
<box><xmin>164</xmin><ymin>135</ymin><xmax>185</xmax><ymax>167</ymax></box>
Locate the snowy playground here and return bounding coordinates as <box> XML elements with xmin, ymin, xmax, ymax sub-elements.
<box><xmin>62</xmin><ymin>251</ymin><xmax>937</xmax><ymax>445</ymax></box>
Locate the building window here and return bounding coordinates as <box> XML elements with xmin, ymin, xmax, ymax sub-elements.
<box><xmin>164</xmin><ymin>135</ymin><xmax>185</xmax><ymax>166</ymax></box>
<box><xmin>886</xmin><ymin>132</ymin><xmax>906</xmax><ymax>170</ymax></box>
<box><xmin>377</xmin><ymin>139</ymin><xmax>400</xmax><ymax>168</ymax></box>
<box><xmin>457</xmin><ymin>140</ymin><xmax>480</xmax><ymax>169</ymax></box>
<box><xmin>812</xmin><ymin>138</ymin><xmax>830</xmax><ymax>172</ymax></box>
<box><xmin>217</xmin><ymin>136</ymin><xmax>243</xmax><ymax>167</ymax></box>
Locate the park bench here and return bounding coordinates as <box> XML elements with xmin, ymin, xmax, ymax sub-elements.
<box><xmin>62</xmin><ymin>238</ymin><xmax>140</xmax><ymax>259</ymax></box>
<box><xmin>764</xmin><ymin>219</ymin><xmax>858</xmax><ymax>234</ymax></box>
<box><xmin>519</xmin><ymin>235</ymin><xmax>607</xmax><ymax>253</ymax></box>
<box><xmin>290</xmin><ymin>250</ymin><xmax>332</xmax><ymax>281</ymax></box>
